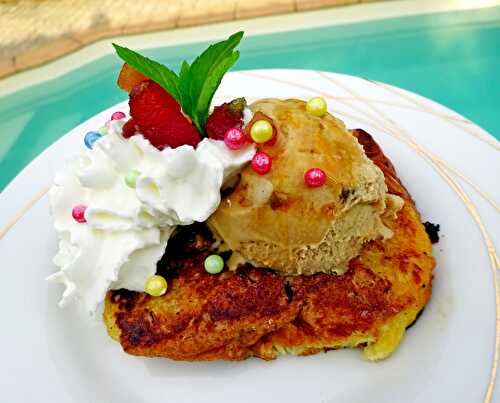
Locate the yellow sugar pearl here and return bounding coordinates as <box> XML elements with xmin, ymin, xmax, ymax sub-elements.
<box><xmin>306</xmin><ymin>97</ymin><xmax>327</xmax><ymax>117</ymax></box>
<box><xmin>250</xmin><ymin>120</ymin><xmax>273</xmax><ymax>143</ymax></box>
<box><xmin>144</xmin><ymin>275</ymin><xmax>168</xmax><ymax>297</ymax></box>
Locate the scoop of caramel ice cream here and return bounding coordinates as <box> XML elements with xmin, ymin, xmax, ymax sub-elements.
<box><xmin>208</xmin><ymin>98</ymin><xmax>401</xmax><ymax>275</ymax></box>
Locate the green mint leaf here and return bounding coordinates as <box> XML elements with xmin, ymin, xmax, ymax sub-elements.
<box><xmin>187</xmin><ymin>31</ymin><xmax>243</xmax><ymax>135</ymax></box>
<box><xmin>112</xmin><ymin>43</ymin><xmax>181</xmax><ymax>103</ymax></box>
<box><xmin>194</xmin><ymin>51</ymin><xmax>240</xmax><ymax>134</ymax></box>
<box><xmin>178</xmin><ymin>61</ymin><xmax>194</xmax><ymax>125</ymax></box>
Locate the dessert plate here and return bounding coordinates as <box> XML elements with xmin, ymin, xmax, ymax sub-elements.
<box><xmin>0</xmin><ymin>70</ymin><xmax>498</xmax><ymax>403</ymax></box>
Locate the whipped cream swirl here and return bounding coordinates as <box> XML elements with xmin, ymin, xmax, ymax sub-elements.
<box><xmin>48</xmin><ymin>118</ymin><xmax>254</xmax><ymax>315</ymax></box>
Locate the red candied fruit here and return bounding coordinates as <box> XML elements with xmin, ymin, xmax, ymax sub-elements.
<box><xmin>122</xmin><ymin>118</ymin><xmax>137</xmax><ymax>138</ymax></box>
<box><xmin>205</xmin><ymin>98</ymin><xmax>246</xmax><ymax>141</ymax></box>
<box><xmin>128</xmin><ymin>80</ymin><xmax>200</xmax><ymax>149</ymax></box>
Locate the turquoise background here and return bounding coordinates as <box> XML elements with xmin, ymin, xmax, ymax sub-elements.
<box><xmin>0</xmin><ymin>6</ymin><xmax>499</xmax><ymax>191</ymax></box>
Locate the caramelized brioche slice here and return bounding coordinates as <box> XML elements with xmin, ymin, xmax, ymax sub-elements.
<box><xmin>103</xmin><ymin>129</ymin><xmax>435</xmax><ymax>361</ymax></box>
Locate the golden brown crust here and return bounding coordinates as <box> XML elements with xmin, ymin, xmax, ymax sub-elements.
<box><xmin>103</xmin><ymin>129</ymin><xmax>435</xmax><ymax>361</ymax></box>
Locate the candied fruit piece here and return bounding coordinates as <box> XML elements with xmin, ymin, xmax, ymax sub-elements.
<box><xmin>117</xmin><ymin>63</ymin><xmax>148</xmax><ymax>93</ymax></box>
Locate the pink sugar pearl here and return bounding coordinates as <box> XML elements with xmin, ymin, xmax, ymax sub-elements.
<box><xmin>304</xmin><ymin>168</ymin><xmax>326</xmax><ymax>188</ymax></box>
<box><xmin>72</xmin><ymin>205</ymin><xmax>87</xmax><ymax>223</ymax></box>
<box><xmin>224</xmin><ymin>128</ymin><xmax>246</xmax><ymax>150</ymax></box>
<box><xmin>111</xmin><ymin>111</ymin><xmax>126</xmax><ymax>120</ymax></box>
<box><xmin>251</xmin><ymin>151</ymin><xmax>272</xmax><ymax>175</ymax></box>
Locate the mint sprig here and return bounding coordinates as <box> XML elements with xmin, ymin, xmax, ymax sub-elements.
<box><xmin>112</xmin><ymin>31</ymin><xmax>243</xmax><ymax>136</ymax></box>
<box><xmin>113</xmin><ymin>43</ymin><xmax>181</xmax><ymax>101</ymax></box>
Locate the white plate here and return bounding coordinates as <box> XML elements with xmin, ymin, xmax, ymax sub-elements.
<box><xmin>1</xmin><ymin>70</ymin><xmax>499</xmax><ymax>403</ymax></box>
